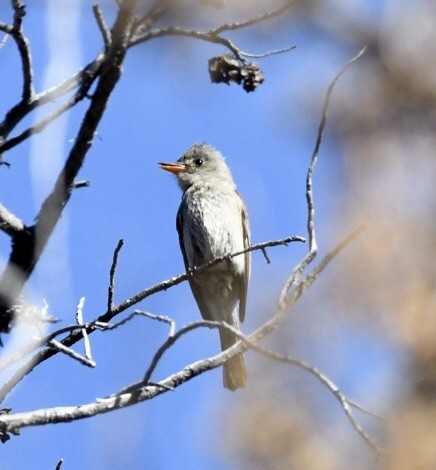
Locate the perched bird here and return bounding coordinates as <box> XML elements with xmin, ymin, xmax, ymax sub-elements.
<box><xmin>159</xmin><ymin>143</ymin><xmax>250</xmax><ymax>390</ymax></box>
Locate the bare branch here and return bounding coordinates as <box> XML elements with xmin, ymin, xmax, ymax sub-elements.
<box><xmin>211</xmin><ymin>1</ymin><xmax>295</xmax><ymax>35</ymax></box>
<box><xmin>247</xmin><ymin>342</ymin><xmax>386</xmax><ymax>456</ymax></box>
<box><xmin>240</xmin><ymin>45</ymin><xmax>296</xmax><ymax>59</ymax></box>
<box><xmin>0</xmin><ymin>204</ymin><xmax>25</xmax><ymax>236</ymax></box>
<box><xmin>0</xmin><ymin>317</ymin><xmax>100</xmax><ymax>376</ymax></box>
<box><xmin>0</xmin><ymin>236</ymin><xmax>303</xmax><ymax>402</ymax></box>
<box><xmin>348</xmin><ymin>399</ymin><xmax>385</xmax><ymax>422</ymax></box>
<box><xmin>0</xmin><ymin>232</ymin><xmax>360</xmax><ymax>433</ymax></box>
<box><xmin>93</xmin><ymin>4</ymin><xmax>112</xmax><ymax>47</ymax></box>
<box><xmin>107</xmin><ymin>239</ymin><xmax>124</xmax><ymax>311</ymax></box>
<box><xmin>48</xmin><ymin>340</ymin><xmax>96</xmax><ymax>368</ymax></box>
<box><xmin>110</xmin><ymin>236</ymin><xmax>304</xmax><ymax>316</ymax></box>
<box><xmin>10</xmin><ymin>0</ymin><xmax>35</xmax><ymax>101</ymax></box>
<box><xmin>142</xmin><ymin>320</ymin><xmax>219</xmax><ymax>385</ymax></box>
<box><xmin>130</xmin><ymin>25</ymin><xmax>294</xmax><ymax>61</ymax></box>
<box><xmin>134</xmin><ymin>1</ymin><xmax>172</xmax><ymax>33</ymax></box>
<box><xmin>279</xmin><ymin>46</ymin><xmax>367</xmax><ymax>306</ymax></box>
<box><xmin>261</xmin><ymin>247</ymin><xmax>271</xmax><ymax>264</ymax></box>
<box><xmin>291</xmin><ymin>224</ymin><xmax>365</xmax><ymax>302</ymax></box>
<box><xmin>0</xmin><ymin>23</ymin><xmax>11</xmax><ymax>34</ymax></box>
<box><xmin>0</xmin><ymin>309</ymin><xmax>175</xmax><ymax>377</ymax></box>
<box><xmin>0</xmin><ymin>53</ymin><xmax>105</xmax><ymax>151</ymax></box>
<box><xmin>130</xmin><ymin>26</ymin><xmax>242</xmax><ymax>58</ymax></box>
<box><xmin>75</xmin><ymin>297</ymin><xmax>93</xmax><ymax>362</ymax></box>
<box><xmin>97</xmin><ymin>310</ymin><xmax>176</xmax><ymax>335</ymax></box>
<box><xmin>0</xmin><ymin>86</ymin><xmax>94</xmax><ymax>153</ymax></box>
<box><xmin>0</xmin><ymin>30</ymin><xmax>9</xmax><ymax>49</ymax></box>
<box><xmin>72</xmin><ymin>180</ymin><xmax>90</xmax><ymax>189</ymax></box>
<box><xmin>246</xmin><ymin>227</ymin><xmax>364</xmax><ymax>354</ymax></box>
<box><xmin>105</xmin><ymin>229</ymin><xmax>360</xmax><ymax>402</ymax></box>
<box><xmin>0</xmin><ymin>1</ymin><xmax>140</xmax><ymax>330</ymax></box>
<box><xmin>147</xmin><ymin>317</ymin><xmax>384</xmax><ymax>454</ymax></box>
<box><xmin>306</xmin><ymin>45</ymin><xmax>367</xmax><ymax>254</ymax></box>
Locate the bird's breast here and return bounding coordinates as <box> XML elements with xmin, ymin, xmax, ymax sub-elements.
<box><xmin>180</xmin><ymin>186</ymin><xmax>245</xmax><ymax>273</ymax></box>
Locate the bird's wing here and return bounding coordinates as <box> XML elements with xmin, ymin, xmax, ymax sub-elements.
<box><xmin>176</xmin><ymin>202</ymin><xmax>215</xmax><ymax>321</ymax></box>
<box><xmin>237</xmin><ymin>193</ymin><xmax>251</xmax><ymax>323</ymax></box>
<box><xmin>176</xmin><ymin>205</ymin><xmax>190</xmax><ymax>270</ymax></box>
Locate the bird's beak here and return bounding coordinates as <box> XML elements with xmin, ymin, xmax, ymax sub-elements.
<box><xmin>158</xmin><ymin>162</ymin><xmax>187</xmax><ymax>174</ymax></box>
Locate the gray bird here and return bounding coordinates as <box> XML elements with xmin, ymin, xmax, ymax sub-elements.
<box><xmin>159</xmin><ymin>143</ymin><xmax>250</xmax><ymax>390</ymax></box>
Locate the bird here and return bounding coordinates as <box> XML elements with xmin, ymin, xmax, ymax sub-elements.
<box><xmin>159</xmin><ymin>143</ymin><xmax>250</xmax><ymax>390</ymax></box>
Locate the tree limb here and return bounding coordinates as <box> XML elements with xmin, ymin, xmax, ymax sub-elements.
<box><xmin>0</xmin><ymin>0</ymin><xmax>140</xmax><ymax>331</ymax></box>
<box><xmin>0</xmin><ymin>236</ymin><xmax>304</xmax><ymax>402</ymax></box>
<box><xmin>0</xmin><ymin>230</ymin><xmax>363</xmax><ymax>435</ymax></box>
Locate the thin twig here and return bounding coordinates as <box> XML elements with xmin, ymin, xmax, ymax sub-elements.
<box><xmin>240</xmin><ymin>45</ymin><xmax>296</xmax><ymax>59</ymax></box>
<box><xmin>93</xmin><ymin>4</ymin><xmax>112</xmax><ymax>47</ymax></box>
<box><xmin>130</xmin><ymin>26</ymin><xmax>294</xmax><ymax>61</ymax></box>
<box><xmin>0</xmin><ymin>309</ymin><xmax>177</xmax><ymax>374</ymax></box>
<box><xmin>0</xmin><ymin>31</ymin><xmax>9</xmax><ymax>49</ymax></box>
<box><xmin>111</xmin><ymin>236</ymin><xmax>304</xmax><ymax>316</ymax></box>
<box><xmin>100</xmin><ymin>310</ymin><xmax>176</xmax><ymax>336</ymax></box>
<box><xmin>179</xmin><ymin>319</ymin><xmax>385</xmax><ymax>454</ymax></box>
<box><xmin>130</xmin><ymin>26</ymin><xmax>243</xmax><ymax>58</ymax></box>
<box><xmin>134</xmin><ymin>1</ymin><xmax>172</xmax><ymax>33</ymax></box>
<box><xmin>244</xmin><ymin>227</ymin><xmax>364</xmax><ymax>358</ymax></box>
<box><xmin>142</xmin><ymin>320</ymin><xmax>219</xmax><ymax>384</ymax></box>
<box><xmin>0</xmin><ymin>203</ymin><xmax>24</xmax><ymax>236</ymax></box>
<box><xmin>278</xmin><ymin>46</ymin><xmax>367</xmax><ymax>306</ymax></box>
<box><xmin>211</xmin><ymin>1</ymin><xmax>295</xmax><ymax>35</ymax></box>
<box><xmin>0</xmin><ymin>52</ymin><xmax>105</xmax><ymax>149</ymax></box>
<box><xmin>0</xmin><ymin>318</ymin><xmax>99</xmax><ymax>374</ymax></box>
<box><xmin>48</xmin><ymin>340</ymin><xmax>96</xmax><ymax>368</ymax></box>
<box><xmin>72</xmin><ymin>180</ymin><xmax>90</xmax><ymax>189</ymax></box>
<box><xmin>75</xmin><ymin>297</ymin><xmax>92</xmax><ymax>362</ymax></box>
<box><xmin>261</xmin><ymin>247</ymin><xmax>271</xmax><ymax>264</ymax></box>
<box><xmin>11</xmin><ymin>0</ymin><xmax>34</xmax><ymax>101</ymax></box>
<box><xmin>348</xmin><ymin>399</ymin><xmax>385</xmax><ymax>422</ymax></box>
<box><xmin>307</xmin><ymin>45</ymin><xmax>367</xmax><ymax>254</ymax></box>
<box><xmin>246</xmin><ymin>342</ymin><xmax>386</xmax><ymax>456</ymax></box>
<box><xmin>288</xmin><ymin>224</ymin><xmax>365</xmax><ymax>304</ymax></box>
<box><xmin>108</xmin><ymin>239</ymin><xmax>124</xmax><ymax>311</ymax></box>
<box><xmin>0</xmin><ymin>23</ymin><xmax>11</xmax><ymax>34</ymax></box>
<box><xmin>134</xmin><ymin>311</ymin><xmax>176</xmax><ymax>337</ymax></box>
<box><xmin>0</xmin><ymin>76</ymin><xmax>98</xmax><ymax>153</ymax></box>
<box><xmin>115</xmin><ymin>320</ymin><xmax>223</xmax><ymax>394</ymax></box>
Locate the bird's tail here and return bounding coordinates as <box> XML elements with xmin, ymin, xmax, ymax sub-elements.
<box><xmin>219</xmin><ymin>325</ymin><xmax>247</xmax><ymax>391</ymax></box>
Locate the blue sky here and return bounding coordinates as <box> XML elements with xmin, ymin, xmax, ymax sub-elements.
<box><xmin>0</xmin><ymin>1</ymin><xmax>399</xmax><ymax>468</ymax></box>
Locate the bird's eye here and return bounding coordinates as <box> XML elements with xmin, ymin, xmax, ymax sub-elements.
<box><xmin>194</xmin><ymin>158</ymin><xmax>203</xmax><ymax>167</ymax></box>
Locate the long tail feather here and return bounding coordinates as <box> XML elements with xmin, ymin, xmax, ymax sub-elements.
<box><xmin>219</xmin><ymin>328</ymin><xmax>247</xmax><ymax>391</ymax></box>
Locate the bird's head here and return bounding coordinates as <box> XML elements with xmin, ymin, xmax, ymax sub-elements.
<box><xmin>159</xmin><ymin>143</ymin><xmax>234</xmax><ymax>191</ymax></box>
